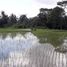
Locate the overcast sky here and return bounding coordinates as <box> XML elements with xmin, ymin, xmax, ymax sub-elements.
<box><xmin>0</xmin><ymin>0</ymin><xmax>62</xmax><ymax>17</ymax></box>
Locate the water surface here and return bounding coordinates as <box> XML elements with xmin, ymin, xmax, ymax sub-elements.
<box><xmin>0</xmin><ymin>32</ymin><xmax>66</xmax><ymax>67</ymax></box>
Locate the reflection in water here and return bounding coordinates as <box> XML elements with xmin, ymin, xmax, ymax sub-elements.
<box><xmin>0</xmin><ymin>32</ymin><xmax>67</xmax><ymax>67</ymax></box>
<box><xmin>0</xmin><ymin>32</ymin><xmax>40</xmax><ymax>67</ymax></box>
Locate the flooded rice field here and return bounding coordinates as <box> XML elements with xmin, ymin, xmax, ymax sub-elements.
<box><xmin>0</xmin><ymin>32</ymin><xmax>67</xmax><ymax>67</ymax></box>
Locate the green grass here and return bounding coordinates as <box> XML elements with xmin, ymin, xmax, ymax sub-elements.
<box><xmin>32</xmin><ymin>29</ymin><xmax>67</xmax><ymax>47</ymax></box>
<box><xmin>0</xmin><ymin>28</ymin><xmax>31</xmax><ymax>32</ymax></box>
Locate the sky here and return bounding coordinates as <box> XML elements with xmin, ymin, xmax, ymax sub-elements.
<box><xmin>0</xmin><ymin>0</ymin><xmax>62</xmax><ymax>18</ymax></box>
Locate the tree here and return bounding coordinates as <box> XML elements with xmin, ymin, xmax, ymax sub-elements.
<box><xmin>29</xmin><ymin>17</ymin><xmax>40</xmax><ymax>28</ymax></box>
<box><xmin>47</xmin><ymin>6</ymin><xmax>65</xmax><ymax>29</ymax></box>
<box><xmin>57</xmin><ymin>0</ymin><xmax>67</xmax><ymax>8</ymax></box>
<box><xmin>40</xmin><ymin>8</ymin><xmax>52</xmax><ymax>15</ymax></box>
<box><xmin>8</xmin><ymin>14</ymin><xmax>17</xmax><ymax>26</ymax></box>
<box><xmin>57</xmin><ymin>0</ymin><xmax>67</xmax><ymax>17</ymax></box>
<box><xmin>38</xmin><ymin>13</ymin><xmax>47</xmax><ymax>27</ymax></box>
<box><xmin>0</xmin><ymin>11</ymin><xmax>9</xmax><ymax>27</ymax></box>
<box><xmin>17</xmin><ymin>15</ymin><xmax>29</xmax><ymax>28</ymax></box>
<box><xmin>39</xmin><ymin>8</ymin><xmax>52</xmax><ymax>28</ymax></box>
<box><xmin>63</xmin><ymin>16</ymin><xmax>67</xmax><ymax>29</ymax></box>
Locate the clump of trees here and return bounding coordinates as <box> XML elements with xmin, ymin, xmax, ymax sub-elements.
<box><xmin>0</xmin><ymin>0</ymin><xmax>67</xmax><ymax>30</ymax></box>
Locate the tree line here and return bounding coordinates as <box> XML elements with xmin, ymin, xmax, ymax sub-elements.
<box><xmin>0</xmin><ymin>1</ymin><xmax>67</xmax><ymax>30</ymax></box>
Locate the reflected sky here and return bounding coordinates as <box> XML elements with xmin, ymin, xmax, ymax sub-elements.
<box><xmin>0</xmin><ymin>32</ymin><xmax>66</xmax><ymax>67</ymax></box>
<box><xmin>0</xmin><ymin>32</ymin><xmax>39</xmax><ymax>59</ymax></box>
